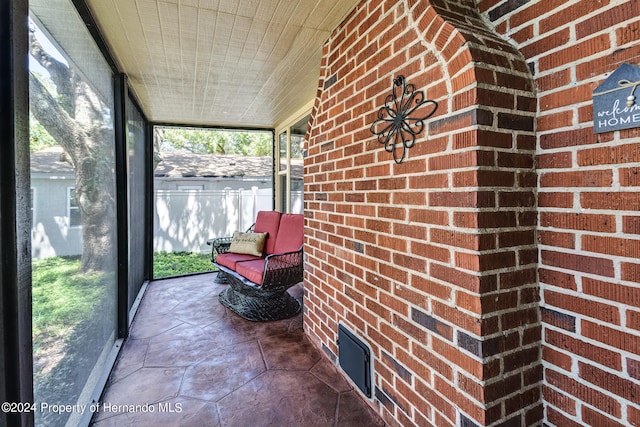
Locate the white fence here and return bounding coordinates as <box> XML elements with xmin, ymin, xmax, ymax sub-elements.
<box><xmin>154</xmin><ymin>187</ymin><xmax>273</xmax><ymax>254</ymax></box>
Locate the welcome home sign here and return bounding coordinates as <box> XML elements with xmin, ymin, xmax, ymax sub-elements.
<box><xmin>593</xmin><ymin>63</ymin><xmax>640</xmax><ymax>134</ymax></box>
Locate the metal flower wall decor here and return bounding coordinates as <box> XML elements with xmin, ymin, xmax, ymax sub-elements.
<box><xmin>370</xmin><ymin>75</ymin><xmax>438</xmax><ymax>163</ymax></box>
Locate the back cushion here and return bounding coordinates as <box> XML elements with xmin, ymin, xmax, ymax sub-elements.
<box><xmin>253</xmin><ymin>211</ymin><xmax>281</xmax><ymax>255</ymax></box>
<box><xmin>273</xmin><ymin>214</ymin><xmax>304</xmax><ymax>254</ymax></box>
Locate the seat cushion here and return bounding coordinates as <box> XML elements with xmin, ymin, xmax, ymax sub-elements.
<box><xmin>235</xmin><ymin>259</ymin><xmax>266</xmax><ymax>285</ymax></box>
<box><xmin>253</xmin><ymin>211</ymin><xmax>282</xmax><ymax>255</ymax></box>
<box><xmin>273</xmin><ymin>214</ymin><xmax>304</xmax><ymax>254</ymax></box>
<box><xmin>216</xmin><ymin>252</ymin><xmax>262</xmax><ymax>271</ymax></box>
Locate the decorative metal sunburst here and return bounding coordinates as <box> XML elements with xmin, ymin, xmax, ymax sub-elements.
<box><xmin>370</xmin><ymin>75</ymin><xmax>438</xmax><ymax>164</ymax></box>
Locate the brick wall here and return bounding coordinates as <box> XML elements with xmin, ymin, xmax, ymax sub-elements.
<box><xmin>477</xmin><ymin>0</ymin><xmax>640</xmax><ymax>426</ymax></box>
<box><xmin>304</xmin><ymin>0</ymin><xmax>540</xmax><ymax>426</ymax></box>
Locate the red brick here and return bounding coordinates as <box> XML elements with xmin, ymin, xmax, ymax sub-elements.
<box><xmin>618</xmin><ymin>19</ymin><xmax>640</xmax><ymax>45</ymax></box>
<box><xmin>576</xmin><ymin>1</ymin><xmax>640</xmax><ymax>39</ymax></box>
<box><xmin>580</xmin><ymin>362</ymin><xmax>640</xmax><ymax>405</ymax></box>
<box><xmin>500</xmin><ymin>268</ymin><xmax>536</xmax><ymax>289</ymax></box>
<box><xmin>431</xmin><ymin>263</ymin><xmax>481</xmax><ymax>293</ymax></box>
<box><xmin>544</xmin><ymin>290</ymin><xmax>620</xmax><ymax>324</ymax></box>
<box><xmin>409</xmin><ymin>208</ymin><xmax>449</xmax><ymax>226</ymax></box>
<box><xmin>537</xmin><ymin>151</ymin><xmax>572</xmax><ymax>169</ymax></box>
<box><xmin>582</xmin><ymin>405</ymin><xmax>626</xmax><ymax>427</ymax></box>
<box><xmin>411</xmin><ymin>241</ymin><xmax>450</xmax><ymax>263</ymax></box>
<box><xmin>545</xmin><ymin>328</ymin><xmax>621</xmax><ymax>370</ymax></box>
<box><xmin>582</xmin><ymin>319</ymin><xmax>640</xmax><ymax>354</ymax></box>
<box><xmin>545</xmin><ymin>368</ymin><xmax>621</xmax><ymax>416</ymax></box>
<box><xmin>539</xmin><ymin>230</ymin><xmax>575</xmax><ymax>249</ymax></box>
<box><xmin>622</xmin><ymin>263</ymin><xmax>640</xmax><ymax>282</ymax></box>
<box><xmin>535</xmin><ymin>68</ymin><xmax>571</xmax><ymax>92</ymax></box>
<box><xmin>582</xmin><ymin>235</ymin><xmax>640</xmax><ymax>258</ymax></box>
<box><xmin>541</xmin><ymin>250</ymin><xmax>614</xmax><ymax>277</ymax></box>
<box><xmin>627</xmin><ymin>311</ymin><xmax>640</xmax><ymax>331</ymax></box>
<box><xmin>540</xmin><ymin>170</ymin><xmax>612</xmax><ymax>187</ymax></box>
<box><xmin>392</xmin><ymin>191</ymin><xmax>427</xmax><ymax>205</ymax></box>
<box><xmin>509</xmin><ymin>0</ymin><xmax>567</xmax><ymax>28</ymax></box>
<box><xmin>578</xmin><ymin>143</ymin><xmax>640</xmax><ymax>166</ymax></box>
<box><xmin>538</xmin><ymin>269</ymin><xmax>576</xmax><ymax>292</ymax></box>
<box><xmin>629</xmin><ymin>405</ymin><xmax>640</xmax><ymax>427</ymax></box>
<box><xmin>540</xmin><ymin>83</ymin><xmax>594</xmax><ymax>111</ymax></box>
<box><xmin>539</xmin><ymin>212</ymin><xmax>615</xmax><ymax>233</ymax></box>
<box><xmin>521</xmin><ymin>26</ymin><xmax>570</xmax><ymax>59</ymax></box>
<box><xmin>537</xmin><ymin>110</ymin><xmax>573</xmax><ymax>132</ymax></box>
<box><xmin>546</xmin><ymin>406</ymin><xmax>583</xmax><ymax>427</ymax></box>
<box><xmin>538</xmin><ymin>192</ymin><xmax>573</xmax><ymax>208</ymax></box>
<box><xmin>581</xmin><ymin>192</ymin><xmax>640</xmax><ymax>211</ymax></box>
<box><xmin>624</xmin><ymin>216</ymin><xmax>640</xmax><ymax>235</ymax></box>
<box><xmin>539</xmin><ymin>127</ymin><xmax>601</xmax><ymax>149</ymax></box>
<box><xmin>432</xmin><ymin>336</ymin><xmax>483</xmax><ymax>380</ymax></box>
<box><xmin>456</xmin><ymin>129</ymin><xmax>512</xmax><ymax>149</ymax></box>
<box><xmin>411</xmin><ymin>274</ymin><xmax>452</xmax><ymax>301</ymax></box>
<box><xmin>583</xmin><ymin>277</ymin><xmax>640</xmax><ymax>308</ymax></box>
<box><xmin>408</xmin><ymin>174</ymin><xmax>449</xmax><ymax>189</ymax></box>
<box><xmin>542</xmin><ymin>345</ymin><xmax>572</xmax><ymax>372</ymax></box>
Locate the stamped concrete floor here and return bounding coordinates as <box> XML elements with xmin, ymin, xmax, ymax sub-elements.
<box><xmin>91</xmin><ymin>272</ymin><xmax>385</xmax><ymax>427</ymax></box>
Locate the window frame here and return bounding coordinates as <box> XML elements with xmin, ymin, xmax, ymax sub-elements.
<box><xmin>67</xmin><ymin>186</ymin><xmax>81</xmax><ymax>228</ymax></box>
<box><xmin>275</xmin><ymin>110</ymin><xmax>309</xmax><ymax>214</ymax></box>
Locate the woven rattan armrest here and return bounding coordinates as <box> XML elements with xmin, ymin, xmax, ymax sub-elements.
<box><xmin>261</xmin><ymin>248</ymin><xmax>303</xmax><ymax>289</ymax></box>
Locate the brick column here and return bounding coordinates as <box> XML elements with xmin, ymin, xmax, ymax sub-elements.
<box><xmin>304</xmin><ymin>1</ymin><xmax>539</xmax><ymax>426</ymax></box>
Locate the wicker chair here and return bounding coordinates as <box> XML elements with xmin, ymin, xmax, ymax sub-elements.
<box><xmin>209</xmin><ymin>212</ymin><xmax>304</xmax><ymax>321</ymax></box>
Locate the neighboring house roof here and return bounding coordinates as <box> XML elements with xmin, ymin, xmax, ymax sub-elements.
<box><xmin>30</xmin><ymin>146</ymin><xmax>75</xmax><ymax>175</ymax></box>
<box><xmin>154</xmin><ymin>152</ymin><xmax>273</xmax><ymax>178</ymax></box>
<box><xmin>31</xmin><ymin>147</ymin><xmax>303</xmax><ymax>179</ymax></box>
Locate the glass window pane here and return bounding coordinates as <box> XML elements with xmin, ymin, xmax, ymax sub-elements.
<box><xmin>29</xmin><ymin>2</ymin><xmax>117</xmax><ymax>426</ymax></box>
<box><xmin>127</xmin><ymin>97</ymin><xmax>146</xmax><ymax>309</ymax></box>
<box><xmin>68</xmin><ymin>188</ymin><xmax>81</xmax><ymax>227</ymax></box>
<box><xmin>279</xmin><ymin>131</ymin><xmax>287</xmax><ymax>172</ymax></box>
<box><xmin>288</xmin><ymin>114</ymin><xmax>308</xmax><ymax>214</ymax></box>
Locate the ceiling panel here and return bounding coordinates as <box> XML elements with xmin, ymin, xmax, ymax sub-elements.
<box><xmin>85</xmin><ymin>0</ymin><xmax>359</xmax><ymax>128</ymax></box>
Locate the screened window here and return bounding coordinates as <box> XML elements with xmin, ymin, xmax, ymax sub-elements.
<box><xmin>153</xmin><ymin>126</ymin><xmax>273</xmax><ymax>278</ymax></box>
<box><xmin>29</xmin><ymin>2</ymin><xmax>118</xmax><ymax>426</ymax></box>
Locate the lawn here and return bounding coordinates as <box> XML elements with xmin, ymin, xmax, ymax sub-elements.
<box><xmin>153</xmin><ymin>251</ymin><xmax>215</xmax><ymax>278</ymax></box>
<box><xmin>32</xmin><ymin>255</ymin><xmax>114</xmax><ymax>427</ymax></box>
<box><xmin>30</xmin><ymin>252</ymin><xmax>212</xmax><ymax>425</ymax></box>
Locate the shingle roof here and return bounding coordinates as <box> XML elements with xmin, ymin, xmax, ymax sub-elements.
<box><xmin>30</xmin><ymin>147</ymin><xmax>74</xmax><ymax>175</ymax></box>
<box><xmin>30</xmin><ymin>147</ymin><xmax>302</xmax><ymax>178</ymax></box>
<box><xmin>154</xmin><ymin>152</ymin><xmax>273</xmax><ymax>178</ymax></box>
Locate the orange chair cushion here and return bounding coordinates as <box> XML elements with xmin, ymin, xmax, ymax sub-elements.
<box><xmin>273</xmin><ymin>214</ymin><xmax>304</xmax><ymax>254</ymax></box>
<box><xmin>253</xmin><ymin>211</ymin><xmax>282</xmax><ymax>255</ymax></box>
<box><xmin>235</xmin><ymin>259</ymin><xmax>266</xmax><ymax>285</ymax></box>
<box><xmin>216</xmin><ymin>252</ymin><xmax>262</xmax><ymax>270</ymax></box>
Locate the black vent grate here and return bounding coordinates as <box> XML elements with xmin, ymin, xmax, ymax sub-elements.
<box><xmin>338</xmin><ymin>325</ymin><xmax>372</xmax><ymax>398</ymax></box>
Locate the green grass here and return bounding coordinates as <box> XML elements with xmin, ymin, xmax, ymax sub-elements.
<box><xmin>153</xmin><ymin>251</ymin><xmax>215</xmax><ymax>278</ymax></box>
<box><xmin>32</xmin><ymin>256</ymin><xmax>109</xmax><ymax>352</ymax></box>
<box><xmin>32</xmin><ymin>255</ymin><xmax>114</xmax><ymax>427</ymax></box>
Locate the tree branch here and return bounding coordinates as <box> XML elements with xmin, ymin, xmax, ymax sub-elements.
<box><xmin>29</xmin><ymin>72</ymin><xmax>82</xmax><ymax>168</ymax></box>
<box><xmin>29</xmin><ymin>26</ymin><xmax>76</xmax><ymax>115</ymax></box>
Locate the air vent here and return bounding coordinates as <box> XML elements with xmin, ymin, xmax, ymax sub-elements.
<box><xmin>338</xmin><ymin>324</ymin><xmax>372</xmax><ymax>398</ymax></box>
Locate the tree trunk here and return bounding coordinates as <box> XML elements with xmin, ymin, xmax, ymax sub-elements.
<box><xmin>29</xmin><ymin>68</ymin><xmax>116</xmax><ymax>273</ymax></box>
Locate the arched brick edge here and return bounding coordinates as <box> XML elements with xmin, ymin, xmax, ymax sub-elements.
<box><xmin>304</xmin><ymin>1</ymin><xmax>540</xmax><ymax>426</ymax></box>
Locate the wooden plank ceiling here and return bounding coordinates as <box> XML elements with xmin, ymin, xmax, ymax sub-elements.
<box><xmin>85</xmin><ymin>0</ymin><xmax>359</xmax><ymax>128</ymax></box>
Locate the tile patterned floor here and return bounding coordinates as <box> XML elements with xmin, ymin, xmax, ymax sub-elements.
<box><xmin>91</xmin><ymin>273</ymin><xmax>385</xmax><ymax>427</ymax></box>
